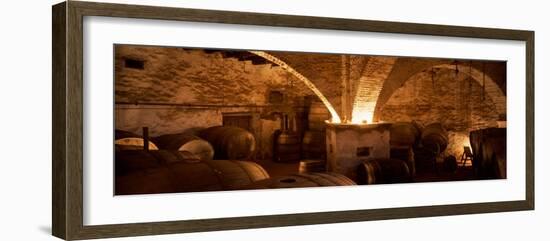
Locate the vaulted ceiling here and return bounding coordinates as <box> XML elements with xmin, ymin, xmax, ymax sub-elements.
<box><xmin>176</xmin><ymin>48</ymin><xmax>507</xmax><ymax>123</ymax></box>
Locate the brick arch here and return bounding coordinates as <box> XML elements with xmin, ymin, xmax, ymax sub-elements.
<box><xmin>374</xmin><ymin>62</ymin><xmax>506</xmax><ymax>121</ymax></box>
<box><xmin>350</xmin><ymin>57</ymin><xmax>397</xmax><ymax>123</ymax></box>
<box><xmin>249</xmin><ymin>51</ymin><xmax>342</xmax><ymax>123</ymax></box>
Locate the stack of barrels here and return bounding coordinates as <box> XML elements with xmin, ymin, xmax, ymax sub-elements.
<box><xmin>299</xmin><ymin>101</ymin><xmax>330</xmax><ymax>169</ymax></box>
<box><xmin>416</xmin><ymin>123</ymin><xmax>448</xmax><ymax>173</ymax></box>
<box><xmin>387</xmin><ymin>122</ymin><xmax>449</xmax><ymax>176</ymax></box>
<box><xmin>352</xmin><ymin>121</ymin><xmax>449</xmax><ymax>184</ymax></box>
<box><xmin>469</xmin><ymin>128</ymin><xmax>506</xmax><ymax>179</ymax></box>
<box><xmin>302</xmin><ymin>130</ymin><xmax>326</xmax><ymax>160</ymax></box>
<box><xmin>390</xmin><ymin>146</ymin><xmax>415</xmax><ymax>177</ymax></box>
<box><xmin>273</xmin><ymin>130</ymin><xmax>301</xmax><ymax>163</ymax></box>
<box><xmin>303</xmin><ymin>101</ymin><xmax>330</xmax><ymax>159</ymax></box>
<box><xmin>307</xmin><ymin>101</ymin><xmax>331</xmax><ymax>131</ymax></box>
<box><xmin>389</xmin><ymin>122</ymin><xmax>420</xmax><ymax>177</ymax></box>
<box><xmin>115</xmin><ymin>126</ymin><xmax>268</xmax><ymax>195</ymax></box>
<box><xmin>115</xmin><ymin>152</ymin><xmax>270</xmax><ymax>195</ymax></box>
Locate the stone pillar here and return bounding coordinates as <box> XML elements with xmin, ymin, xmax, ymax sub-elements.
<box><xmin>325</xmin><ymin>122</ymin><xmax>391</xmax><ymax>181</ymax></box>
<box><xmin>341</xmin><ymin>55</ymin><xmax>350</xmax><ymax>123</ymax></box>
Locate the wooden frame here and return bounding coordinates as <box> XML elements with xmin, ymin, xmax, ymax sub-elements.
<box><xmin>52</xmin><ymin>1</ymin><xmax>534</xmax><ymax>240</ymax></box>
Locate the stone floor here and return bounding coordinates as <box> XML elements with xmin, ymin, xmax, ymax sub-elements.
<box><xmin>253</xmin><ymin>158</ymin><xmax>478</xmax><ymax>184</ymax></box>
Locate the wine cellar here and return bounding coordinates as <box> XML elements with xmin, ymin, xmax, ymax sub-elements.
<box><xmin>114</xmin><ymin>45</ymin><xmax>507</xmax><ymax>195</ymax></box>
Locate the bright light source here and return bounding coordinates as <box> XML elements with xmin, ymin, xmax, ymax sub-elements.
<box><xmin>351</xmin><ymin>109</ymin><xmax>373</xmax><ymax>124</ymax></box>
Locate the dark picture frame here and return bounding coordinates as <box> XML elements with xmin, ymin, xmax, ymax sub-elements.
<box><xmin>52</xmin><ymin>1</ymin><xmax>534</xmax><ymax>240</ymax></box>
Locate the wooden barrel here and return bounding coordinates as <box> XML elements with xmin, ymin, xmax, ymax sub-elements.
<box><xmin>115</xmin><ymin>150</ymin><xmax>161</xmax><ymax>175</ymax></box>
<box><xmin>115</xmin><ymin>129</ymin><xmax>158</xmax><ymax>151</ymax></box>
<box><xmin>244</xmin><ymin>172</ymin><xmax>356</xmax><ymax>189</ymax></box>
<box><xmin>115</xmin><ymin>150</ymin><xmax>201</xmax><ymax>175</ymax></box>
<box><xmin>153</xmin><ymin>133</ymin><xmax>214</xmax><ymax>161</ymax></box>
<box><xmin>115</xmin><ymin>161</ymin><xmax>223</xmax><ymax>195</ymax></box>
<box><xmin>390</xmin><ymin>146</ymin><xmax>415</xmax><ymax>177</ymax></box>
<box><xmin>421</xmin><ymin>123</ymin><xmax>448</xmax><ymax>154</ymax></box>
<box><xmin>115</xmin><ymin>159</ymin><xmax>270</xmax><ymax>195</ymax></box>
<box><xmin>390</xmin><ymin>122</ymin><xmax>421</xmax><ymax>146</ymax></box>
<box><xmin>301</xmin><ymin>130</ymin><xmax>326</xmax><ymax>159</ymax></box>
<box><xmin>199</xmin><ymin>126</ymin><xmax>256</xmax><ymax>160</ymax></box>
<box><xmin>299</xmin><ymin>159</ymin><xmax>326</xmax><ymax>173</ymax></box>
<box><xmin>470</xmin><ymin>128</ymin><xmax>506</xmax><ymax>179</ymax></box>
<box><xmin>274</xmin><ymin>131</ymin><xmax>301</xmax><ymax>163</ymax></box>
<box><xmin>308</xmin><ymin>101</ymin><xmax>330</xmax><ymax>130</ymax></box>
<box><xmin>357</xmin><ymin>159</ymin><xmax>412</xmax><ymax>185</ymax></box>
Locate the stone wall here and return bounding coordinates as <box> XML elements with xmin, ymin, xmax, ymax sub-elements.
<box><xmin>374</xmin><ymin>58</ymin><xmax>507</xmax><ymax>121</ymax></box>
<box><xmin>115</xmin><ymin>46</ymin><xmax>316</xmax><ymax>105</ymax></box>
<box><xmin>379</xmin><ymin>68</ymin><xmax>501</xmax><ymax>158</ymax></box>
<box><xmin>115</xmin><ymin>46</ymin><xmax>325</xmax><ymax>159</ymax></box>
